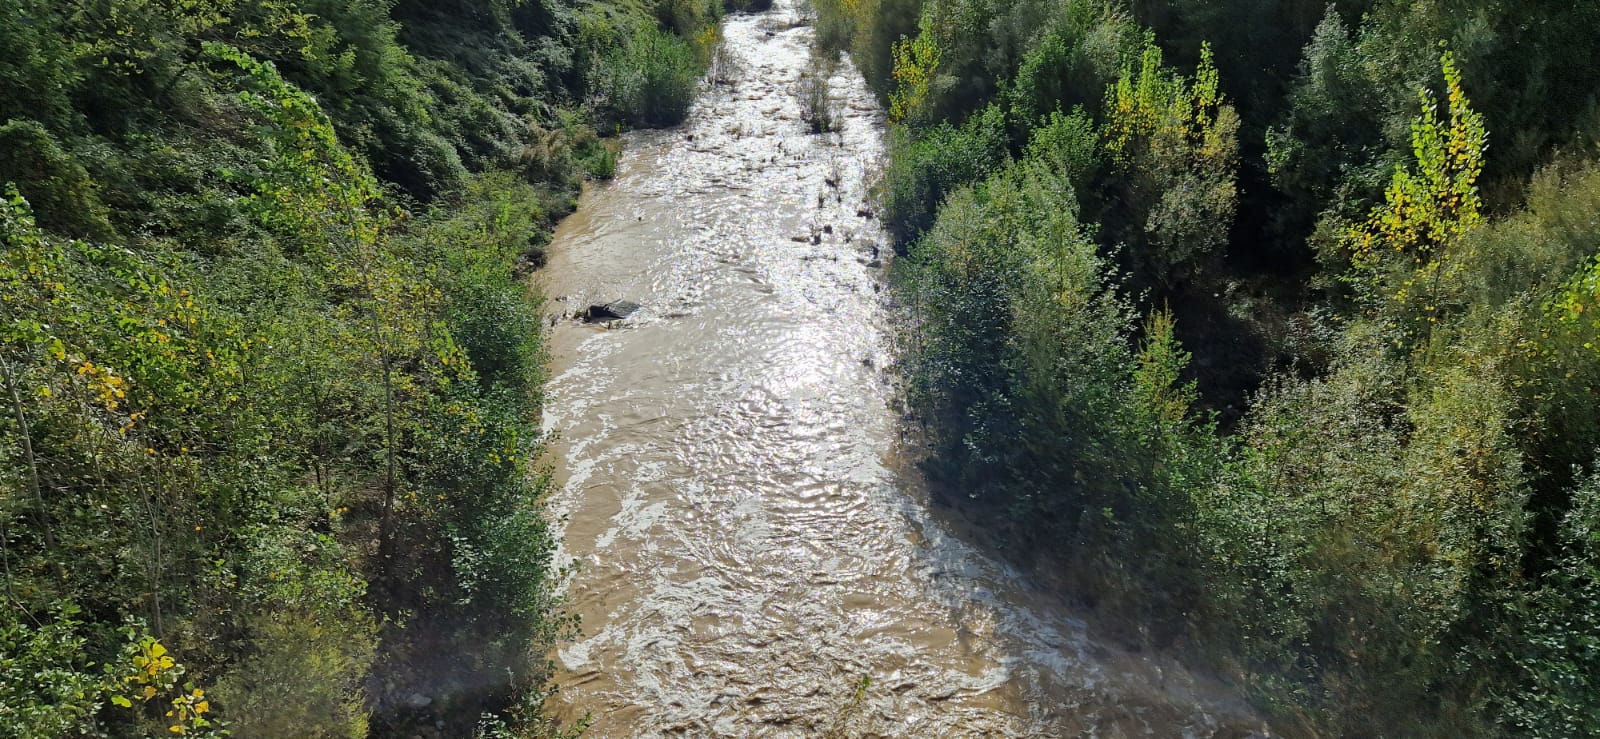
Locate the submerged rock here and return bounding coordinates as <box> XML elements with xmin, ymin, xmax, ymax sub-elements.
<box><xmin>584</xmin><ymin>300</ymin><xmax>642</xmax><ymax>322</ymax></box>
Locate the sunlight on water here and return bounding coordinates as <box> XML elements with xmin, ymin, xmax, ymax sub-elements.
<box><xmin>536</xmin><ymin>2</ymin><xmax>1267</xmax><ymax>735</ymax></box>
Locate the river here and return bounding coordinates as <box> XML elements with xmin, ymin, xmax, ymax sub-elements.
<box><xmin>536</xmin><ymin>2</ymin><xmax>1267</xmax><ymax>735</ymax></box>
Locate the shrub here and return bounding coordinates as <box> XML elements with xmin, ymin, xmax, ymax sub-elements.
<box><xmin>1006</xmin><ymin>4</ymin><xmax>1139</xmax><ymax>130</ymax></box>
<box><xmin>1024</xmin><ymin>109</ymin><xmax>1098</xmax><ymax>194</ymax></box>
<box><xmin>0</xmin><ymin>120</ymin><xmax>113</xmax><ymax>240</ymax></box>
<box><xmin>798</xmin><ymin>54</ymin><xmax>841</xmax><ymax>134</ymax></box>
<box><xmin>0</xmin><ymin>607</ymin><xmax>107</xmax><ymax>739</ymax></box>
<box><xmin>209</xmin><ymin>530</ymin><xmax>376</xmax><ymax>739</ymax></box>
<box><xmin>1498</xmin><ymin>469</ymin><xmax>1600</xmax><ymax>738</ymax></box>
<box><xmin>901</xmin><ymin>155</ymin><xmax>1134</xmax><ymax>523</ymax></box>
<box><xmin>881</xmin><ymin>103</ymin><xmax>1009</xmax><ymax>247</ymax></box>
<box><xmin>595</xmin><ymin>25</ymin><xmax>702</xmax><ymax>126</ymax></box>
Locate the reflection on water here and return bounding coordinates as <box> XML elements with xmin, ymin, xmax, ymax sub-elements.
<box><xmin>537</xmin><ymin>3</ymin><xmax>1267</xmax><ymax>735</ymax></box>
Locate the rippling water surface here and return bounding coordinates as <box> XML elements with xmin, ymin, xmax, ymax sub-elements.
<box><xmin>537</xmin><ymin>4</ymin><xmax>1266</xmax><ymax>735</ymax></box>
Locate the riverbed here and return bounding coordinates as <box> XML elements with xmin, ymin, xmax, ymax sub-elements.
<box><xmin>536</xmin><ymin>2</ymin><xmax>1265</xmax><ymax>735</ymax></box>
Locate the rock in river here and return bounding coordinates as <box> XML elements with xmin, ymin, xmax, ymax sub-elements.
<box><xmin>584</xmin><ymin>300</ymin><xmax>641</xmax><ymax>322</ymax></box>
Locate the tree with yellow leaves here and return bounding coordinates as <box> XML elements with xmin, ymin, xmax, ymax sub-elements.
<box><xmin>888</xmin><ymin>15</ymin><xmax>941</xmax><ymax>124</ymax></box>
<box><xmin>1099</xmin><ymin>39</ymin><xmax>1239</xmax><ymax>290</ymax></box>
<box><xmin>1344</xmin><ymin>51</ymin><xmax>1487</xmax><ymax>340</ymax></box>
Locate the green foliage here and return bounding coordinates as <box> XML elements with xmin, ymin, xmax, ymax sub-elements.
<box><xmin>0</xmin><ymin>606</ymin><xmax>106</xmax><ymax>738</ymax></box>
<box><xmin>1024</xmin><ymin>109</ymin><xmax>1099</xmax><ymax>193</ymax></box>
<box><xmin>594</xmin><ymin>24</ymin><xmax>703</xmax><ymax>126</ymax></box>
<box><xmin>807</xmin><ymin>0</ymin><xmax>919</xmax><ymax>102</ymax></box>
<box><xmin>876</xmin><ymin>1</ymin><xmax>1600</xmax><ymax>734</ymax></box>
<box><xmin>0</xmin><ymin>121</ymin><xmax>113</xmax><ymax>241</ymax></box>
<box><xmin>887</xmin><ymin>14</ymin><xmax>939</xmax><ymax>124</ymax></box>
<box><xmin>0</xmin><ymin>0</ymin><xmax>701</xmax><ymax>732</ymax></box>
<box><xmin>1098</xmin><ymin>40</ymin><xmax>1239</xmax><ymax>290</ymax></box>
<box><xmin>806</xmin><ymin>0</ymin><xmax>856</xmax><ymax>55</ymax></box>
<box><xmin>1545</xmin><ymin>244</ymin><xmax>1600</xmax><ymax>416</ymax></box>
<box><xmin>900</xmin><ymin>147</ymin><xmax>1221</xmax><ymax>552</ymax></box>
<box><xmin>880</xmin><ymin>103</ymin><xmax>1009</xmax><ymax>245</ymax></box>
<box><xmin>0</xmin><ymin>182</ymin><xmax>327</xmax><ymax>736</ymax></box>
<box><xmin>1006</xmin><ymin>2</ymin><xmax>1141</xmax><ymax>131</ymax></box>
<box><xmin>1263</xmin><ymin>7</ymin><xmax>1397</xmax><ymax>252</ymax></box>
<box><xmin>1343</xmin><ymin>52</ymin><xmax>1487</xmax><ymax>336</ymax></box>
<box><xmin>832</xmin><ymin>0</ymin><xmax>1142</xmax><ymax>130</ymax></box>
<box><xmin>108</xmin><ymin>632</ymin><xmax>225</xmax><ymax>737</ymax></box>
<box><xmin>1266</xmin><ymin>1</ymin><xmax>1600</xmax><ymax>255</ymax></box>
<box><xmin>211</xmin><ymin>614</ymin><xmax>373</xmax><ymax>738</ymax></box>
<box><xmin>1499</xmin><ymin>469</ymin><xmax>1600</xmax><ymax>738</ymax></box>
<box><xmin>208</xmin><ymin>528</ymin><xmax>376</xmax><ymax>738</ymax></box>
<box><xmin>900</xmin><ymin>157</ymin><xmax>1128</xmax><ymax>517</ymax></box>
<box><xmin>0</xmin><ymin>0</ymin><xmax>80</xmax><ymax>130</ymax></box>
<box><xmin>1549</xmin><ymin>256</ymin><xmax>1600</xmax><ymax>338</ymax></box>
<box><xmin>1132</xmin><ymin>309</ymin><xmax>1196</xmax><ymax>430</ymax></box>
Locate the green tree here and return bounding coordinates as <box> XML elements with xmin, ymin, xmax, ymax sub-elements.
<box><xmin>1098</xmin><ymin>40</ymin><xmax>1239</xmax><ymax>290</ymax></box>
<box><xmin>1343</xmin><ymin>51</ymin><xmax>1486</xmax><ymax>340</ymax></box>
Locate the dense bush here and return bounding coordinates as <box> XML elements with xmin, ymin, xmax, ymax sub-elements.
<box><xmin>880</xmin><ymin>103</ymin><xmax>1009</xmax><ymax>246</ymax></box>
<box><xmin>0</xmin><ymin>120</ymin><xmax>114</xmax><ymax>241</ymax></box>
<box><xmin>900</xmin><ymin>150</ymin><xmax>1221</xmax><ymax>625</ymax></box>
<box><xmin>1499</xmin><ymin>469</ymin><xmax>1600</xmax><ymax>737</ymax></box>
<box><xmin>1005</xmin><ymin>3</ymin><xmax>1141</xmax><ymax>130</ymax></box>
<box><xmin>595</xmin><ymin>24</ymin><xmax>704</xmax><ymax>126</ymax></box>
<box><xmin>901</xmin><ymin>158</ymin><xmax>1130</xmax><ymax>515</ymax></box>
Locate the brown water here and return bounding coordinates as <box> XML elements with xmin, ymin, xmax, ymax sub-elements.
<box><xmin>537</xmin><ymin>4</ymin><xmax>1268</xmax><ymax>735</ymax></box>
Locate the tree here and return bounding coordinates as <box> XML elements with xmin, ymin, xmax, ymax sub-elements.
<box><xmin>1098</xmin><ymin>40</ymin><xmax>1239</xmax><ymax>291</ymax></box>
<box><xmin>1343</xmin><ymin>51</ymin><xmax>1486</xmax><ymax>341</ymax></box>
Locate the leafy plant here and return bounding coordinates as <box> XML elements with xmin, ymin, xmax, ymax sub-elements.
<box><xmin>1343</xmin><ymin>51</ymin><xmax>1487</xmax><ymax>338</ymax></box>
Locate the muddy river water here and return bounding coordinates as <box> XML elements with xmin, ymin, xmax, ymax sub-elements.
<box><xmin>537</xmin><ymin>3</ymin><xmax>1267</xmax><ymax>735</ymax></box>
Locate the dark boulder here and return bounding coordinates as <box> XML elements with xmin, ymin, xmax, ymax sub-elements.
<box><xmin>584</xmin><ymin>300</ymin><xmax>641</xmax><ymax>322</ymax></box>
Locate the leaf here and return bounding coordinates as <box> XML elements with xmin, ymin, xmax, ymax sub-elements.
<box><xmin>111</xmin><ymin>695</ymin><xmax>132</xmax><ymax>708</ymax></box>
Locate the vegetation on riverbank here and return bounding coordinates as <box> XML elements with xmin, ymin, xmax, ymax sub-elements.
<box><xmin>818</xmin><ymin>0</ymin><xmax>1600</xmax><ymax>734</ymax></box>
<box><xmin>0</xmin><ymin>0</ymin><xmax>724</xmax><ymax>735</ymax></box>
